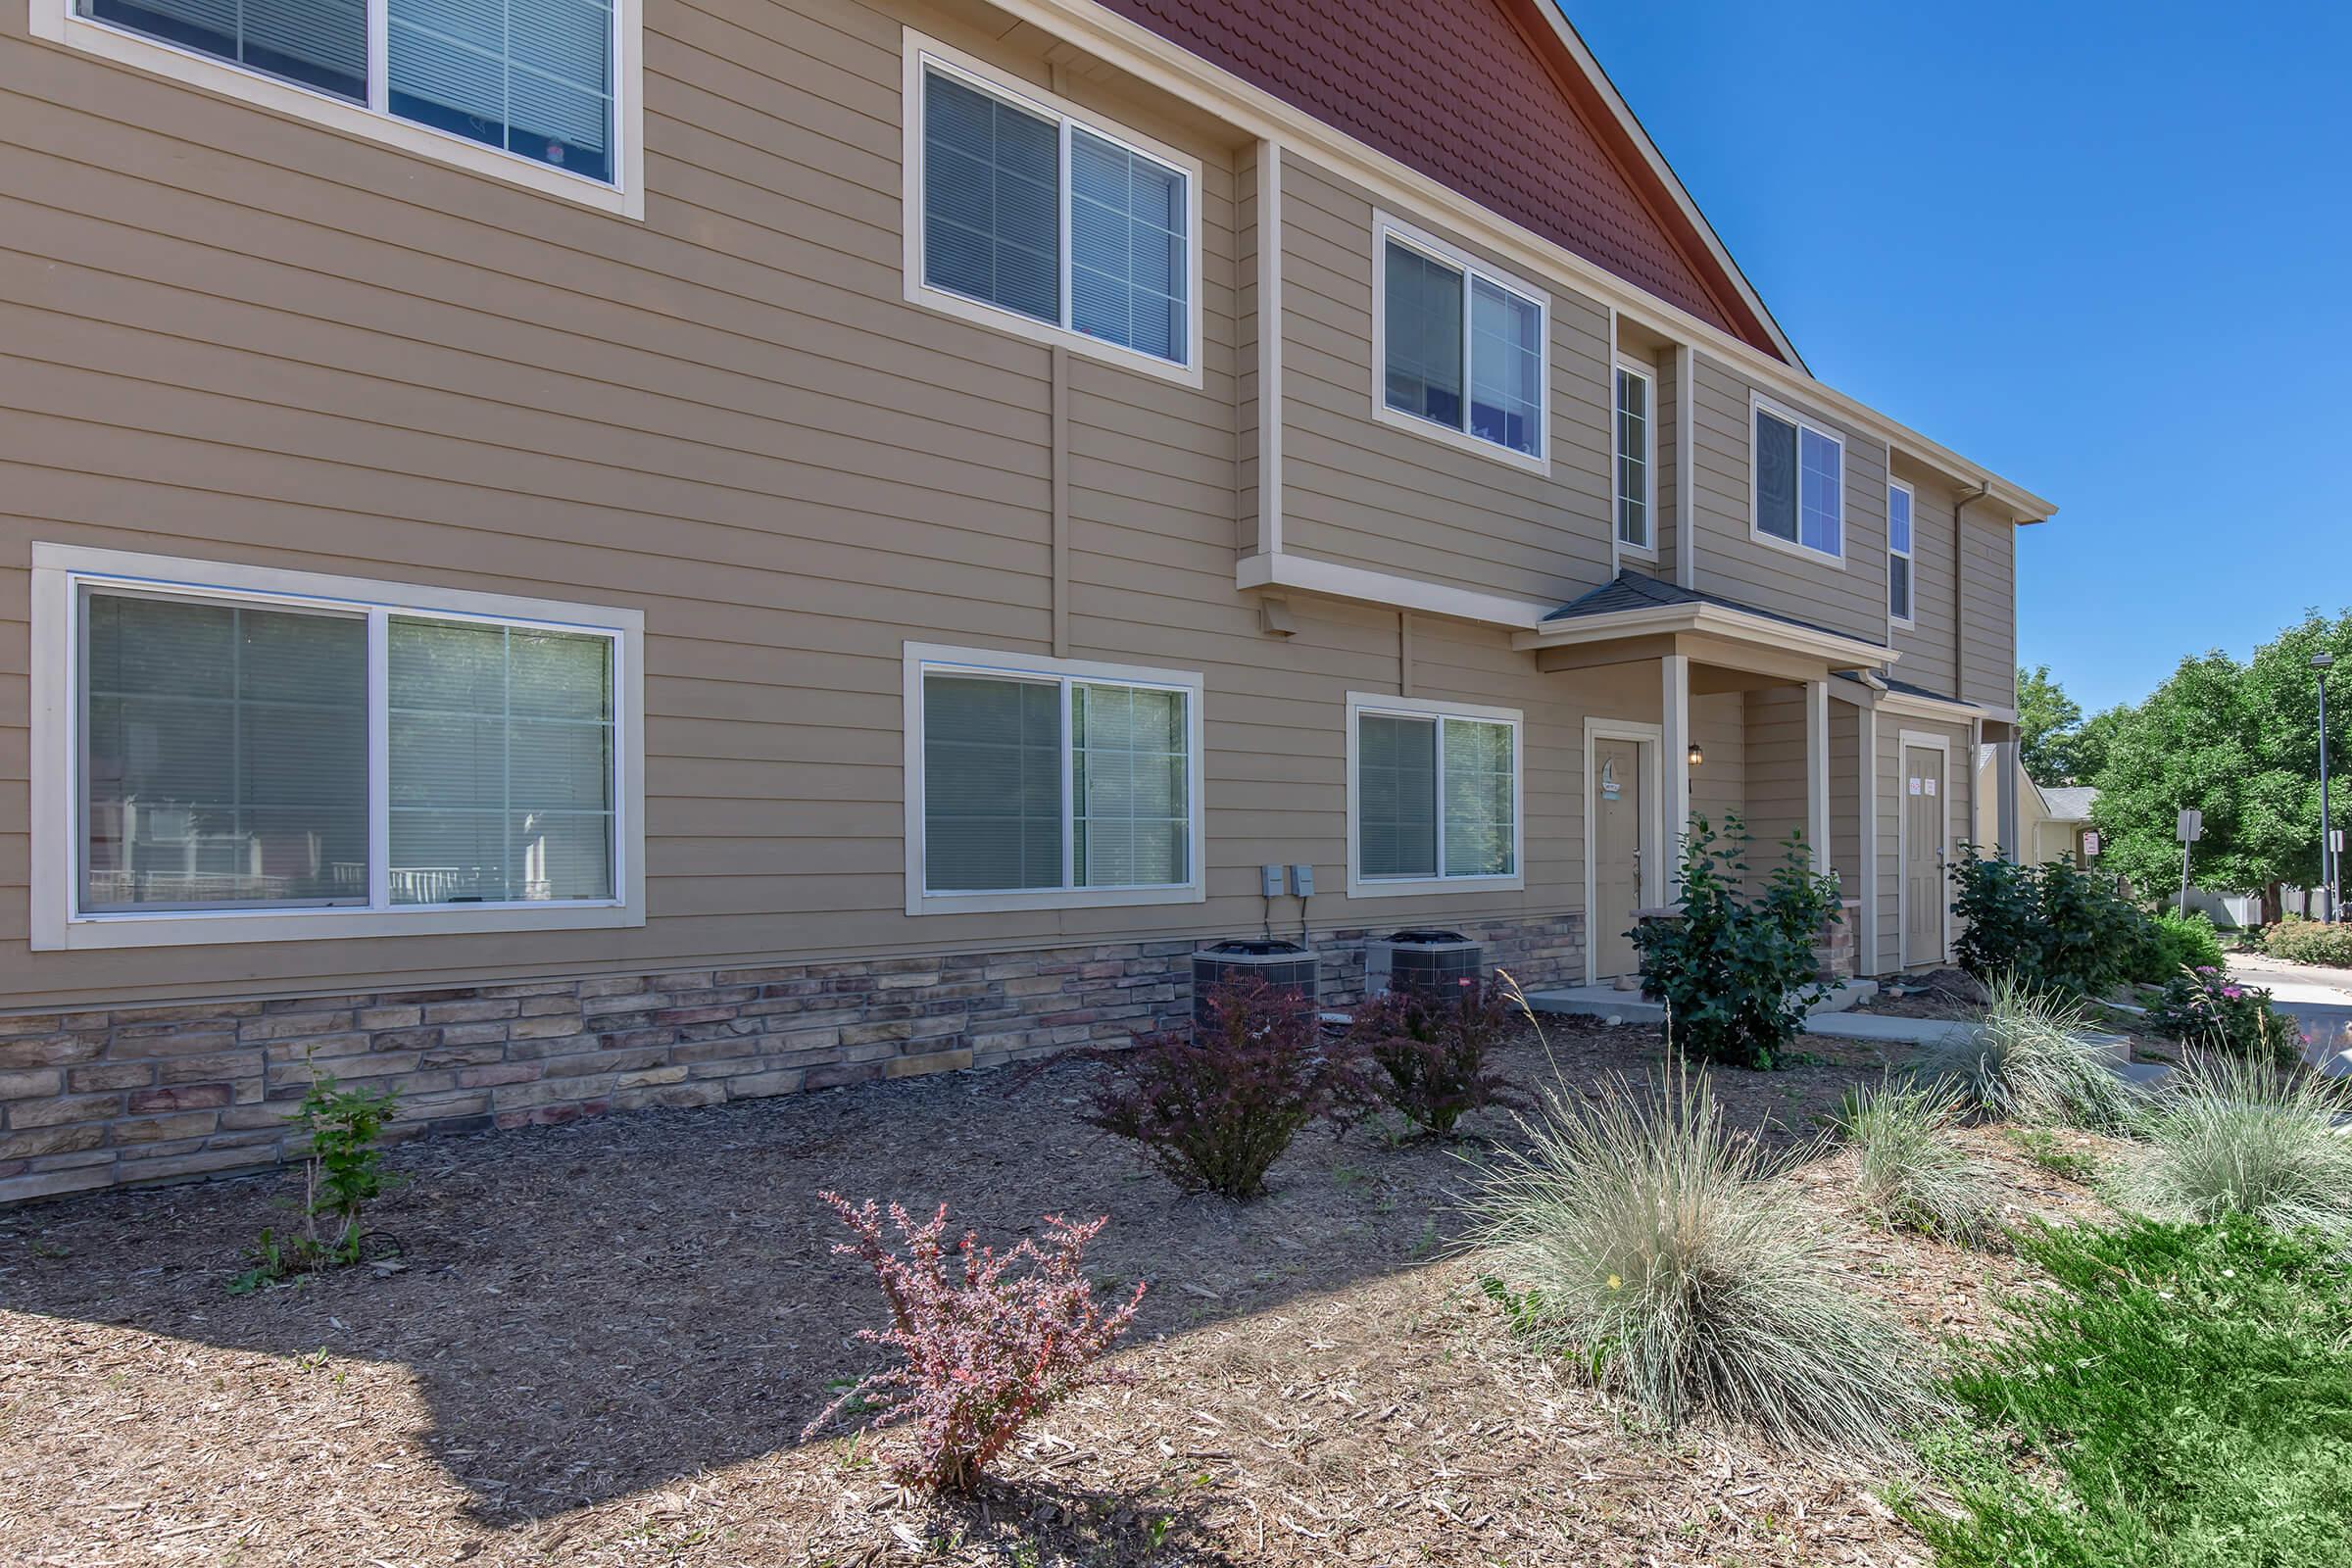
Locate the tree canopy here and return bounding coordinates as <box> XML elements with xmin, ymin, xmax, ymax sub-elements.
<box><xmin>2015</xmin><ymin>664</ymin><xmax>2085</xmax><ymax>786</ymax></box>
<box><xmin>2087</xmin><ymin>611</ymin><xmax>2352</xmax><ymax>900</ymax></box>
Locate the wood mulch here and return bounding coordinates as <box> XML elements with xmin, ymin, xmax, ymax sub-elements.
<box><xmin>0</xmin><ymin>1017</ymin><xmax>2115</xmax><ymax>1566</ymax></box>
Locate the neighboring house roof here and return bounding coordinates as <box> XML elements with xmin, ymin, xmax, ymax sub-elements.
<box><xmin>1547</xmin><ymin>570</ymin><xmax>1873</xmax><ymax>644</ymax></box>
<box><xmin>2040</xmin><ymin>786</ymin><xmax>2098</xmax><ymax>822</ymax></box>
<box><xmin>1096</xmin><ymin>0</ymin><xmax>1797</xmax><ymax>364</ymax></box>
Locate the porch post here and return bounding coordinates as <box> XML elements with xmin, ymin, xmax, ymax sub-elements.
<box><xmin>1805</xmin><ymin>678</ymin><xmax>1831</xmax><ymax>876</ymax></box>
<box><xmin>1996</xmin><ymin>736</ymin><xmax>2023</xmax><ymax>862</ymax></box>
<box><xmin>1662</xmin><ymin>653</ymin><xmax>1691</xmax><ymax>896</ymax></box>
<box><xmin>1858</xmin><ymin>702</ymin><xmax>1880</xmax><ymax>975</ymax></box>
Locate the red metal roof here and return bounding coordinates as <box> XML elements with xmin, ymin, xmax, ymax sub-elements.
<box><xmin>1099</xmin><ymin>0</ymin><xmax>1787</xmax><ymax>360</ymax></box>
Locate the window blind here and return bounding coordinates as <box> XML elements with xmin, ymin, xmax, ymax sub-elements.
<box><xmin>387</xmin><ymin>0</ymin><xmax>613</xmax><ymax>181</ymax></box>
<box><xmin>80</xmin><ymin>590</ymin><xmax>368</xmax><ymax>910</ymax></box>
<box><xmin>387</xmin><ymin>616</ymin><xmax>615</xmax><ymax>905</ymax></box>
<box><xmin>922</xmin><ymin>673</ymin><xmax>1063</xmax><ymax>892</ymax></box>
<box><xmin>88</xmin><ymin>0</ymin><xmax>367</xmax><ymax>100</ymax></box>
<box><xmin>1358</xmin><ymin>713</ymin><xmax>1439</xmax><ymax>879</ymax></box>
<box><xmin>923</xmin><ymin>70</ymin><xmax>1060</xmax><ymax>327</ymax></box>
<box><xmin>1383</xmin><ymin>241</ymin><xmax>1464</xmax><ymax>430</ymax></box>
<box><xmin>1468</xmin><ymin>275</ymin><xmax>1541</xmax><ymax>455</ymax></box>
<box><xmin>1073</xmin><ymin>682</ymin><xmax>1187</xmax><ymax>887</ymax></box>
<box><xmin>1442</xmin><ymin>719</ymin><xmax>1514</xmax><ymax>878</ymax></box>
<box><xmin>1069</xmin><ymin>126</ymin><xmax>1187</xmax><ymax>363</ymax></box>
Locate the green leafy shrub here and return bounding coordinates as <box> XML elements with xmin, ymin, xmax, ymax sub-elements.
<box><xmin>1913</xmin><ymin>1217</ymin><xmax>2352</xmax><ymax>1568</ymax></box>
<box><xmin>1464</xmin><ymin>1068</ymin><xmax>1940</xmax><ymax>1451</ymax></box>
<box><xmin>2146</xmin><ymin>967</ymin><xmax>2303</xmax><ymax>1065</ymax></box>
<box><xmin>230</xmin><ymin>1064</ymin><xmax>401</xmax><ymax>1294</ymax></box>
<box><xmin>2119</xmin><ymin>1054</ymin><xmax>2352</xmax><ymax>1238</ymax></box>
<box><xmin>1937</xmin><ymin>974</ymin><xmax>2137</xmax><ymax>1133</ymax></box>
<box><xmin>1347</xmin><ymin>977</ymin><xmax>1518</xmax><ymax>1136</ymax></box>
<box><xmin>1948</xmin><ymin>848</ymin><xmax>2151</xmax><ymax>997</ymax></box>
<box><xmin>1084</xmin><ymin>976</ymin><xmax>1364</xmax><ymax>1200</ymax></box>
<box><xmin>2147</xmin><ymin>908</ymin><xmax>2226</xmax><ymax>976</ymax></box>
<box><xmin>1631</xmin><ymin>813</ymin><xmax>1840</xmax><ymax>1070</ymax></box>
<box><xmin>2266</xmin><ymin>915</ymin><xmax>2352</xmax><ymax>968</ymax></box>
<box><xmin>1834</xmin><ymin>1077</ymin><xmax>2002</xmax><ymax>1244</ymax></box>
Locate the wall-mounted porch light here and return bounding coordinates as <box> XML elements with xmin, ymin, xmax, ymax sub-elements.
<box><xmin>1688</xmin><ymin>740</ymin><xmax>1705</xmax><ymax>768</ymax></box>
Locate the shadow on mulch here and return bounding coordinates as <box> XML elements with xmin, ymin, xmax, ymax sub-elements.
<box><xmin>0</xmin><ymin>1018</ymin><xmax>1915</xmax><ymax>1530</ymax></box>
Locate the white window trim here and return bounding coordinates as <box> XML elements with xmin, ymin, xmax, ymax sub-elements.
<box><xmin>27</xmin><ymin>0</ymin><xmax>644</xmax><ymax>219</ymax></box>
<box><xmin>1344</xmin><ymin>691</ymin><xmax>1525</xmax><ymax>899</ymax></box>
<box><xmin>1747</xmin><ymin>389</ymin><xmax>1847</xmax><ymax>568</ymax></box>
<box><xmin>901</xmin><ymin>30</ymin><xmax>1205</xmax><ymax>390</ymax></box>
<box><xmin>1613</xmin><ymin>358</ymin><xmax>1658</xmax><ymax>561</ymax></box>
<box><xmin>1370</xmin><ymin>211</ymin><xmax>1551</xmax><ymax>475</ymax></box>
<box><xmin>1886</xmin><ymin>476</ymin><xmax>1916</xmax><ymax>631</ymax></box>
<box><xmin>902</xmin><ymin>642</ymin><xmax>1207</xmax><ymax>917</ymax></box>
<box><xmin>28</xmin><ymin>543</ymin><xmax>646</xmax><ymax>951</ymax></box>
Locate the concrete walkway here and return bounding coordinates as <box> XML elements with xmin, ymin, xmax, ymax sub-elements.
<box><xmin>2229</xmin><ymin>954</ymin><xmax>2352</xmax><ymax>1077</ymax></box>
<box><xmin>1526</xmin><ymin>979</ymin><xmax>1878</xmax><ymax>1029</ymax></box>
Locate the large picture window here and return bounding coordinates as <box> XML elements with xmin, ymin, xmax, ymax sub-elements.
<box><xmin>907</xmin><ymin>42</ymin><xmax>1199</xmax><ymax>376</ymax></box>
<box><xmin>32</xmin><ymin>545</ymin><xmax>643</xmax><ymax>949</ymax></box>
<box><xmin>906</xmin><ymin>646</ymin><xmax>1204</xmax><ymax>914</ymax></box>
<box><xmin>1375</xmin><ymin>215</ymin><xmax>1548</xmax><ymax>466</ymax></box>
<box><xmin>1348</xmin><ymin>695</ymin><xmax>1522</xmax><ymax>895</ymax></box>
<box><xmin>1752</xmin><ymin>395</ymin><xmax>1844</xmax><ymax>561</ymax></box>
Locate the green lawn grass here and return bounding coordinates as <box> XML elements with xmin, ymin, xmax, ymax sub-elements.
<box><xmin>1911</xmin><ymin>1217</ymin><xmax>2352</xmax><ymax>1567</ymax></box>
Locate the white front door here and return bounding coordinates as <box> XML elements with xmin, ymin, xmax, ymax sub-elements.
<box><xmin>1592</xmin><ymin>737</ymin><xmax>1646</xmax><ymax>980</ymax></box>
<box><xmin>1902</xmin><ymin>744</ymin><xmax>1946</xmax><ymax>966</ymax></box>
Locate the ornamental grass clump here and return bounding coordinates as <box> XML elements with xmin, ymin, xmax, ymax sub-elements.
<box><xmin>2118</xmin><ymin>1054</ymin><xmax>2352</xmax><ymax>1239</ymax></box>
<box><xmin>1085</xmin><ymin>975</ymin><xmax>1365</xmax><ymax>1200</ymax></box>
<box><xmin>803</xmin><ymin>1194</ymin><xmax>1145</xmax><ymax>1493</ymax></box>
<box><xmin>1835</xmin><ymin>1076</ymin><xmax>2003</xmax><ymax>1245</ymax></box>
<box><xmin>1942</xmin><ymin>973</ymin><xmax>2138</xmax><ymax>1133</ymax></box>
<box><xmin>1463</xmin><ymin>1068</ymin><xmax>1940</xmax><ymax>1452</ymax></box>
<box><xmin>1348</xmin><ymin>976</ymin><xmax>1519</xmax><ymax>1136</ymax></box>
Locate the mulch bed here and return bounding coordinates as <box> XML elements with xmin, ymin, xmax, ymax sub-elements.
<box><xmin>0</xmin><ymin>1017</ymin><xmax>2112</xmax><ymax>1566</ymax></box>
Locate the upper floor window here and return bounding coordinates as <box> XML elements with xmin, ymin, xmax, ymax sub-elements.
<box><xmin>30</xmin><ymin>544</ymin><xmax>644</xmax><ymax>950</ymax></box>
<box><xmin>1887</xmin><ymin>478</ymin><xmax>1915</xmax><ymax>625</ymax></box>
<box><xmin>1373</xmin><ymin>214</ymin><xmax>1548</xmax><ymax>469</ymax></box>
<box><xmin>904</xmin><ymin>645</ymin><xmax>1205</xmax><ymax>915</ymax></box>
<box><xmin>1751</xmin><ymin>394</ymin><xmax>1843</xmax><ymax>562</ymax></box>
<box><xmin>76</xmin><ymin>0</ymin><xmax>615</xmax><ymax>181</ymax></box>
<box><xmin>906</xmin><ymin>39</ymin><xmax>1200</xmax><ymax>382</ymax></box>
<box><xmin>1347</xmin><ymin>693</ymin><xmax>1522</xmax><ymax>897</ymax></box>
<box><xmin>1615</xmin><ymin>364</ymin><xmax>1654</xmax><ymax>553</ymax></box>
<box><xmin>34</xmin><ymin>0</ymin><xmax>637</xmax><ymax>213</ymax></box>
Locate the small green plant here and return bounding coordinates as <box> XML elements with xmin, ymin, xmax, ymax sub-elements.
<box><xmin>1631</xmin><ymin>813</ymin><xmax>1840</xmax><ymax>1070</ymax></box>
<box><xmin>1948</xmin><ymin>847</ymin><xmax>2152</xmax><ymax>997</ymax></box>
<box><xmin>2118</xmin><ymin>1054</ymin><xmax>2352</xmax><ymax>1238</ymax></box>
<box><xmin>1462</xmin><ymin>1066</ymin><xmax>1940</xmax><ymax>1450</ymax></box>
<box><xmin>2146</xmin><ymin>967</ymin><xmax>2304</xmax><ymax>1065</ymax></box>
<box><xmin>2004</xmin><ymin>1127</ymin><xmax>2099</xmax><ymax>1184</ymax></box>
<box><xmin>1936</xmin><ymin>974</ymin><xmax>2137</xmax><ymax>1133</ymax></box>
<box><xmin>1835</xmin><ymin>1077</ymin><xmax>2002</xmax><ymax>1244</ymax></box>
<box><xmin>229</xmin><ymin>1063</ymin><xmax>400</xmax><ymax>1294</ymax></box>
<box><xmin>2146</xmin><ymin>908</ymin><xmax>2227</xmax><ymax>976</ymax></box>
<box><xmin>2265</xmin><ymin>914</ymin><xmax>2352</xmax><ymax>968</ymax></box>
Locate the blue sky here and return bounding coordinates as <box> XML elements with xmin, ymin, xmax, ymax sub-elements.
<box><xmin>1563</xmin><ymin>0</ymin><xmax>2352</xmax><ymax>715</ymax></box>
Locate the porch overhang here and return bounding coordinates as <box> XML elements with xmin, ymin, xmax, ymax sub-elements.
<box><xmin>1509</xmin><ymin>601</ymin><xmax>1894</xmax><ymax>674</ymax></box>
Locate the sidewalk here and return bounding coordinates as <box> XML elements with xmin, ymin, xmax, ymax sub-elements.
<box><xmin>2229</xmin><ymin>953</ymin><xmax>2352</xmax><ymax>1076</ymax></box>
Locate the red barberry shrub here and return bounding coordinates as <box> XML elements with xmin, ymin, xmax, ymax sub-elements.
<box><xmin>1084</xmin><ymin>975</ymin><xmax>1366</xmax><ymax>1200</ymax></box>
<box><xmin>803</xmin><ymin>1194</ymin><xmax>1146</xmax><ymax>1493</ymax></box>
<box><xmin>1348</xmin><ymin>976</ymin><xmax>1520</xmax><ymax>1135</ymax></box>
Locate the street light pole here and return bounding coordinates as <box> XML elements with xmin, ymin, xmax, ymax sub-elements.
<box><xmin>2317</xmin><ymin>652</ymin><xmax>2336</xmax><ymax>923</ymax></box>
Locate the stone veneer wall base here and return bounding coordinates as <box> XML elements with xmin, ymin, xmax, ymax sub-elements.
<box><xmin>0</xmin><ymin>916</ymin><xmax>1583</xmax><ymax>1204</ymax></box>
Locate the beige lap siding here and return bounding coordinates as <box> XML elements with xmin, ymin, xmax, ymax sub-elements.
<box><xmin>1272</xmin><ymin>153</ymin><xmax>1615</xmax><ymax>605</ymax></box>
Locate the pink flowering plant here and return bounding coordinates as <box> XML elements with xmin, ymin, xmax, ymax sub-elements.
<box><xmin>803</xmin><ymin>1193</ymin><xmax>1146</xmax><ymax>1493</ymax></box>
<box><xmin>2147</xmin><ymin>966</ymin><xmax>2304</xmax><ymax>1067</ymax></box>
